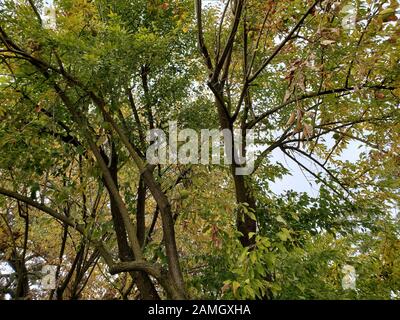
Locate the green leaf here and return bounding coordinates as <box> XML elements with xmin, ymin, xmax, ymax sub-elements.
<box><xmin>232</xmin><ymin>281</ymin><xmax>240</xmax><ymax>296</ymax></box>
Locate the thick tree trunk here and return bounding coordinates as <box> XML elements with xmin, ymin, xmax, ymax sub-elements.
<box><xmin>213</xmin><ymin>89</ymin><xmax>257</xmax><ymax>248</ymax></box>
<box><xmin>232</xmin><ymin>172</ymin><xmax>257</xmax><ymax>248</ymax></box>
<box><xmin>12</xmin><ymin>258</ymin><xmax>29</xmax><ymax>299</ymax></box>
<box><xmin>107</xmin><ymin>149</ymin><xmax>160</xmax><ymax>300</ymax></box>
<box><xmin>141</xmin><ymin>168</ymin><xmax>186</xmax><ymax>299</ymax></box>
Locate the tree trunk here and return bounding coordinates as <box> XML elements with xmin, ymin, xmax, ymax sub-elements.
<box><xmin>232</xmin><ymin>172</ymin><xmax>257</xmax><ymax>248</ymax></box>
<box><xmin>213</xmin><ymin>88</ymin><xmax>257</xmax><ymax>248</ymax></box>
<box><xmin>107</xmin><ymin>148</ymin><xmax>160</xmax><ymax>300</ymax></box>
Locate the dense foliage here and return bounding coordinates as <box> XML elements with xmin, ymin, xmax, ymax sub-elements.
<box><xmin>0</xmin><ymin>0</ymin><xmax>399</xmax><ymax>300</ymax></box>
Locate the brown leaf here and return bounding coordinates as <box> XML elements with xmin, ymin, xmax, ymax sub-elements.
<box><xmin>375</xmin><ymin>92</ymin><xmax>385</xmax><ymax>100</ymax></box>
<box><xmin>303</xmin><ymin>124</ymin><xmax>313</xmax><ymax>138</ymax></box>
<box><xmin>283</xmin><ymin>89</ymin><xmax>292</xmax><ymax>103</ymax></box>
<box><xmin>321</xmin><ymin>39</ymin><xmax>336</xmax><ymax>46</ymax></box>
<box><xmin>160</xmin><ymin>2</ymin><xmax>169</xmax><ymax>10</ymax></box>
<box><xmin>286</xmin><ymin>112</ymin><xmax>296</xmax><ymax>127</ymax></box>
<box><xmin>221</xmin><ymin>283</ymin><xmax>231</xmax><ymax>294</ymax></box>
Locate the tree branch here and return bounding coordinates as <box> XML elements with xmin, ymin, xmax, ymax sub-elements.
<box><xmin>195</xmin><ymin>0</ymin><xmax>213</xmax><ymax>71</ymax></box>
<box><xmin>248</xmin><ymin>0</ymin><xmax>320</xmax><ymax>83</ymax></box>
<box><xmin>247</xmin><ymin>84</ymin><xmax>397</xmax><ymax>129</ymax></box>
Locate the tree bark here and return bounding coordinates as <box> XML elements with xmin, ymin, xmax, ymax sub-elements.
<box><xmin>212</xmin><ymin>86</ymin><xmax>257</xmax><ymax>248</ymax></box>
<box><xmin>136</xmin><ymin>176</ymin><xmax>146</xmax><ymax>247</ymax></box>
<box><xmin>106</xmin><ymin>147</ymin><xmax>160</xmax><ymax>300</ymax></box>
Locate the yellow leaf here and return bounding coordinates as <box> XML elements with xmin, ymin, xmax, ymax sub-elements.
<box><xmin>321</xmin><ymin>39</ymin><xmax>335</xmax><ymax>46</ymax></box>
<box><xmin>232</xmin><ymin>281</ymin><xmax>240</xmax><ymax>296</ymax></box>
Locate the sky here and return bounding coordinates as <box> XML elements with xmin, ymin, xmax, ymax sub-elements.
<box><xmin>269</xmin><ymin>140</ymin><xmax>364</xmax><ymax>196</ymax></box>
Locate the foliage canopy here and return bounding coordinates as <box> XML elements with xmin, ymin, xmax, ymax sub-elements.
<box><xmin>0</xmin><ymin>0</ymin><xmax>399</xmax><ymax>300</ymax></box>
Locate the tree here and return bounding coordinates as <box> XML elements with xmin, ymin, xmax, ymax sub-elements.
<box><xmin>0</xmin><ymin>0</ymin><xmax>399</xmax><ymax>300</ymax></box>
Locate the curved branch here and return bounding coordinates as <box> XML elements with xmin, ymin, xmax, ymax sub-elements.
<box><xmin>0</xmin><ymin>187</ymin><xmax>84</xmax><ymax>232</ymax></box>
<box><xmin>280</xmin><ymin>147</ymin><xmax>346</xmax><ymax>197</ymax></box>
<box><xmin>282</xmin><ymin>146</ymin><xmax>351</xmax><ymax>195</ymax></box>
<box><xmin>247</xmin><ymin>84</ymin><xmax>397</xmax><ymax>129</ymax></box>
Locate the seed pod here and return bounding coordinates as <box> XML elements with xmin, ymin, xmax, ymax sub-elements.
<box><xmin>286</xmin><ymin>112</ymin><xmax>296</xmax><ymax>127</ymax></box>
<box><xmin>296</xmin><ymin>109</ymin><xmax>304</xmax><ymax>128</ymax></box>
<box><xmin>303</xmin><ymin>124</ymin><xmax>313</xmax><ymax>138</ymax></box>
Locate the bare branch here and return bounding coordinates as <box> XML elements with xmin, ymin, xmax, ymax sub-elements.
<box><xmin>280</xmin><ymin>147</ymin><xmax>346</xmax><ymax>197</ymax></box>
<box><xmin>195</xmin><ymin>0</ymin><xmax>213</xmax><ymax>71</ymax></box>
<box><xmin>283</xmin><ymin>145</ymin><xmax>351</xmax><ymax>195</ymax></box>
<box><xmin>248</xmin><ymin>0</ymin><xmax>320</xmax><ymax>83</ymax></box>
<box><xmin>27</xmin><ymin>0</ymin><xmax>43</xmax><ymax>25</ymax></box>
<box><xmin>247</xmin><ymin>84</ymin><xmax>397</xmax><ymax>129</ymax></box>
<box><xmin>212</xmin><ymin>0</ymin><xmax>244</xmax><ymax>82</ymax></box>
<box><xmin>215</xmin><ymin>0</ymin><xmax>231</xmax><ymax>61</ymax></box>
